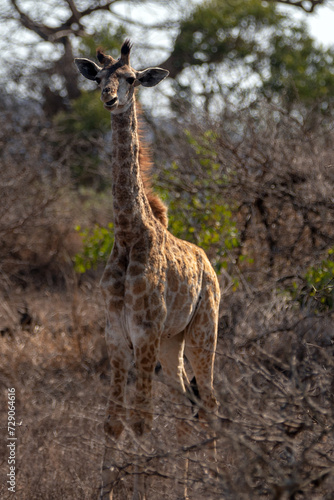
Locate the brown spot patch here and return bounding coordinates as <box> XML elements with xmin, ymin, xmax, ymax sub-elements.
<box><xmin>102</xmin><ymin>268</ymin><xmax>113</xmax><ymax>282</ymax></box>
<box><xmin>133</xmin><ymin>297</ymin><xmax>144</xmax><ymax>312</ymax></box>
<box><xmin>107</xmin><ymin>282</ymin><xmax>124</xmax><ymax>296</ymax></box>
<box><xmin>132</xmin><ymin>278</ymin><xmax>147</xmax><ymax>295</ymax></box>
<box><xmin>129</xmin><ymin>264</ymin><xmax>144</xmax><ymax>277</ymax></box>
<box><xmin>150</xmin><ymin>290</ymin><xmax>161</xmax><ymax>307</ymax></box>
<box><xmin>116</xmin><ymin>214</ymin><xmax>130</xmax><ymax>227</ymax></box>
<box><xmin>109</xmin><ymin>298</ymin><xmax>123</xmax><ymax>312</ymax></box>
<box><xmin>134</xmin><ymin>313</ymin><xmax>144</xmax><ymax>326</ymax></box>
<box><xmin>125</xmin><ymin>294</ymin><xmax>134</xmax><ymax>306</ymax></box>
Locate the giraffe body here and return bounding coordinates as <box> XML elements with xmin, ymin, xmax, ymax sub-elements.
<box><xmin>75</xmin><ymin>40</ymin><xmax>220</xmax><ymax>499</ymax></box>
<box><xmin>104</xmin><ymin>223</ymin><xmax>217</xmax><ymax>343</ymax></box>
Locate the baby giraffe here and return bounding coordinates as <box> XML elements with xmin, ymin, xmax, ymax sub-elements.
<box><xmin>75</xmin><ymin>40</ymin><xmax>220</xmax><ymax>500</ymax></box>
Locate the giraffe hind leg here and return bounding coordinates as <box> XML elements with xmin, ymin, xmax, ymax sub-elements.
<box><xmin>184</xmin><ymin>289</ymin><xmax>219</xmax><ymax>420</ymax></box>
<box><xmin>184</xmin><ymin>296</ymin><xmax>220</xmax><ymax>477</ymax></box>
<box><xmin>185</xmin><ymin>375</ymin><xmax>200</xmax><ymax>419</ymax></box>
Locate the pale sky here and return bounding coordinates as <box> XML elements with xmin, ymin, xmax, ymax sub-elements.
<box><xmin>279</xmin><ymin>3</ymin><xmax>334</xmax><ymax>48</ymax></box>
<box><xmin>308</xmin><ymin>5</ymin><xmax>334</xmax><ymax>47</ymax></box>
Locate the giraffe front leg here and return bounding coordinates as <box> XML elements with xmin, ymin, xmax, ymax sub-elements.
<box><xmin>101</xmin><ymin>408</ymin><xmax>124</xmax><ymax>500</ymax></box>
<box><xmin>128</xmin><ymin>330</ymin><xmax>160</xmax><ymax>500</ymax></box>
<box><xmin>101</xmin><ymin>331</ymin><xmax>132</xmax><ymax>500</ymax></box>
<box><xmin>129</xmin><ymin>331</ymin><xmax>160</xmax><ymax>436</ymax></box>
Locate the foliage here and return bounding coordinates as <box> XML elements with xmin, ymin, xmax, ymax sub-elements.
<box><xmin>53</xmin><ymin>92</ymin><xmax>110</xmax><ymax>187</ymax></box>
<box><xmin>78</xmin><ymin>23</ymin><xmax>127</xmax><ymax>60</ymax></box>
<box><xmin>54</xmin><ymin>91</ymin><xmax>110</xmax><ymax>135</ymax></box>
<box><xmin>2</xmin><ymin>0</ymin><xmax>334</xmax><ymax>116</ymax></box>
<box><xmin>168</xmin><ymin>0</ymin><xmax>282</xmax><ymax>109</ymax></box>
<box><xmin>74</xmin><ymin>223</ymin><xmax>114</xmax><ymax>273</ymax></box>
<box><xmin>290</xmin><ymin>248</ymin><xmax>334</xmax><ymax>311</ymax></box>
<box><xmin>264</xmin><ymin>22</ymin><xmax>334</xmax><ymax>110</ymax></box>
<box><xmin>157</xmin><ymin>129</ymin><xmax>239</xmax><ymax>272</ymax></box>
<box><xmin>171</xmin><ymin>0</ymin><xmax>279</xmax><ymax>69</ymax></box>
<box><xmin>0</xmin><ymin>107</ymin><xmax>70</xmax><ymax>281</ymax></box>
<box><xmin>167</xmin><ymin>0</ymin><xmax>334</xmax><ymax>114</ymax></box>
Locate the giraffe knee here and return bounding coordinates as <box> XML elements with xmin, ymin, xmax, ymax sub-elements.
<box><xmin>104</xmin><ymin>415</ymin><xmax>124</xmax><ymax>439</ymax></box>
<box><xmin>197</xmin><ymin>394</ymin><xmax>219</xmax><ymax>422</ymax></box>
<box><xmin>129</xmin><ymin>409</ymin><xmax>152</xmax><ymax>437</ymax></box>
<box><xmin>208</xmin><ymin>393</ymin><xmax>219</xmax><ymax>412</ymax></box>
<box><xmin>132</xmin><ymin>420</ymin><xmax>146</xmax><ymax>437</ymax></box>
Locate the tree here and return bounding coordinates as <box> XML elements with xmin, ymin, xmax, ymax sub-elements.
<box><xmin>161</xmin><ymin>0</ymin><xmax>334</xmax><ymax>113</ymax></box>
<box><xmin>263</xmin><ymin>22</ymin><xmax>334</xmax><ymax>113</ymax></box>
<box><xmin>1</xmin><ymin>0</ymin><xmax>332</xmax><ymax>115</ymax></box>
<box><xmin>0</xmin><ymin>1</ymin><xmax>125</xmax><ymax>113</ymax></box>
<box><xmin>0</xmin><ymin>0</ymin><xmax>183</xmax><ymax>113</ymax></box>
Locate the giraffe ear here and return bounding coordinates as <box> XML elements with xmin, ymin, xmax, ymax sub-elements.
<box><xmin>135</xmin><ymin>68</ymin><xmax>169</xmax><ymax>87</ymax></box>
<box><xmin>74</xmin><ymin>58</ymin><xmax>102</xmax><ymax>81</ymax></box>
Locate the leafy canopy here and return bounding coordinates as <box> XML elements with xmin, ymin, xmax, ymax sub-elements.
<box><xmin>264</xmin><ymin>23</ymin><xmax>334</xmax><ymax>109</ymax></box>
<box><xmin>169</xmin><ymin>0</ymin><xmax>334</xmax><ymax>113</ymax></box>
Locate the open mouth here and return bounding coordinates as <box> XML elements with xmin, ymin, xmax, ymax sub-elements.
<box><xmin>104</xmin><ymin>101</ymin><xmax>125</xmax><ymax>113</ymax></box>
<box><xmin>104</xmin><ymin>97</ymin><xmax>118</xmax><ymax>109</ymax></box>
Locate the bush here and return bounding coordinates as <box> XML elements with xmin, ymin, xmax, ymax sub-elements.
<box><xmin>157</xmin><ymin>129</ymin><xmax>240</xmax><ymax>272</ymax></box>
<box><xmin>0</xmin><ymin>106</ymin><xmax>72</xmax><ymax>285</ymax></box>
<box><xmin>289</xmin><ymin>248</ymin><xmax>334</xmax><ymax>312</ymax></box>
<box><xmin>74</xmin><ymin>223</ymin><xmax>114</xmax><ymax>273</ymax></box>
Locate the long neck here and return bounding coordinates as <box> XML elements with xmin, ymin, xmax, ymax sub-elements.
<box><xmin>110</xmin><ymin>100</ymin><xmax>153</xmax><ymax>244</ymax></box>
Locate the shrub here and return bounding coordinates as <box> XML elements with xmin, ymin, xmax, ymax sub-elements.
<box><xmin>157</xmin><ymin>129</ymin><xmax>240</xmax><ymax>273</ymax></box>
<box><xmin>290</xmin><ymin>248</ymin><xmax>334</xmax><ymax>312</ymax></box>
<box><xmin>74</xmin><ymin>223</ymin><xmax>114</xmax><ymax>273</ymax></box>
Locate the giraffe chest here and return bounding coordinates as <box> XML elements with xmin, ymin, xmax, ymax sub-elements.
<box><xmin>100</xmin><ymin>234</ymin><xmax>206</xmax><ymax>339</ymax></box>
<box><xmin>100</xmin><ymin>241</ymin><xmax>165</xmax><ymax>325</ymax></box>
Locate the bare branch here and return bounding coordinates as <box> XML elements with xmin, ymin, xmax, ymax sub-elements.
<box><xmin>9</xmin><ymin>0</ymin><xmax>56</xmax><ymax>41</ymax></box>
<box><xmin>80</xmin><ymin>1</ymin><xmax>119</xmax><ymax>19</ymax></box>
<box><xmin>65</xmin><ymin>0</ymin><xmax>81</xmax><ymax>23</ymax></box>
<box><xmin>108</xmin><ymin>7</ymin><xmax>179</xmax><ymax>30</ymax></box>
<box><xmin>272</xmin><ymin>0</ymin><xmax>327</xmax><ymax>13</ymax></box>
<box><xmin>8</xmin><ymin>0</ymin><xmax>116</xmax><ymax>43</ymax></box>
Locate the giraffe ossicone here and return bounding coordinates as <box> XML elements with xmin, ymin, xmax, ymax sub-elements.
<box><xmin>75</xmin><ymin>39</ymin><xmax>220</xmax><ymax>500</ymax></box>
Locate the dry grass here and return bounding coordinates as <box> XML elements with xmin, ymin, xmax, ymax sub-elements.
<box><xmin>214</xmin><ymin>289</ymin><xmax>334</xmax><ymax>499</ymax></box>
<box><xmin>1</xmin><ymin>282</ymin><xmax>333</xmax><ymax>500</ymax></box>
<box><xmin>0</xmin><ymin>284</ymin><xmax>107</xmax><ymax>500</ymax></box>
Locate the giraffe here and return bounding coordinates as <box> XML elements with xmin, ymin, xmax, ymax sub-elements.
<box><xmin>75</xmin><ymin>40</ymin><xmax>220</xmax><ymax>500</ymax></box>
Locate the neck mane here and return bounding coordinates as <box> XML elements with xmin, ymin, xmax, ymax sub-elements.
<box><xmin>137</xmin><ymin>103</ymin><xmax>168</xmax><ymax>228</ymax></box>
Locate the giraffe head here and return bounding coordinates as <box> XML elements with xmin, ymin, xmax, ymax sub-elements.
<box><xmin>75</xmin><ymin>39</ymin><xmax>169</xmax><ymax>114</ymax></box>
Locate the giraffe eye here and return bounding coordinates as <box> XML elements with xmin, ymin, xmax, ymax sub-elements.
<box><xmin>126</xmin><ymin>77</ymin><xmax>135</xmax><ymax>85</ymax></box>
<box><xmin>95</xmin><ymin>77</ymin><xmax>101</xmax><ymax>85</ymax></box>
